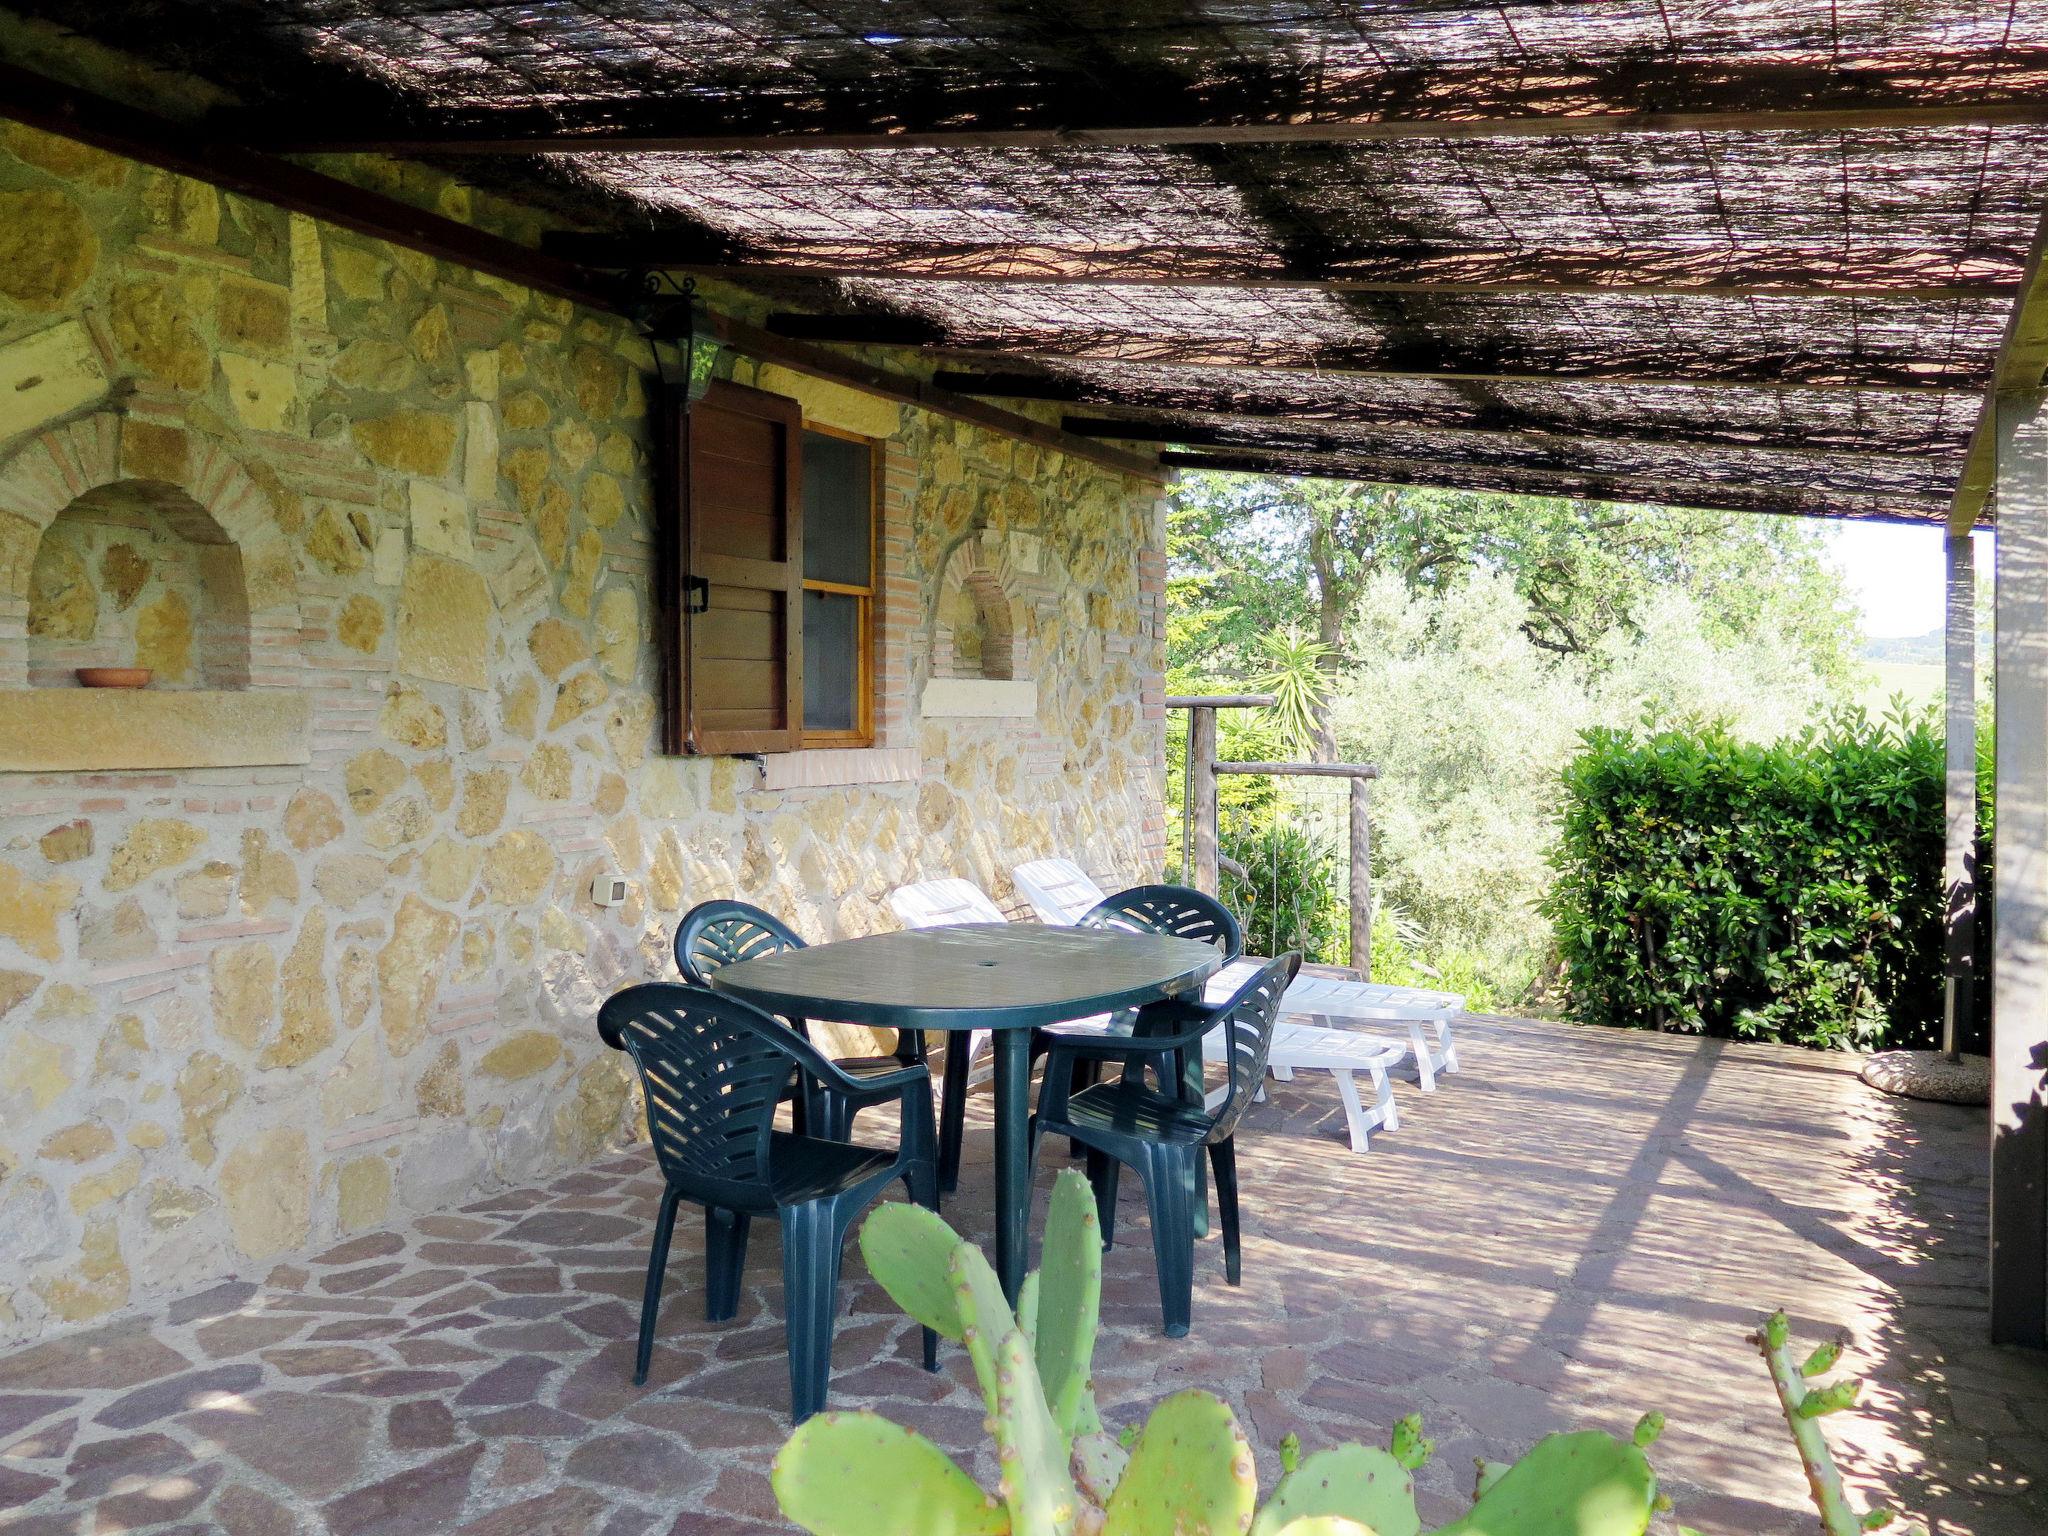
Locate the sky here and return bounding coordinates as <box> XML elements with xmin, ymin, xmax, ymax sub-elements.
<box><xmin>1823</xmin><ymin>521</ymin><xmax>1990</xmax><ymax>639</ymax></box>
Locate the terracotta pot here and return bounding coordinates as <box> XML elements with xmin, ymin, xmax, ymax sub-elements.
<box><xmin>75</xmin><ymin>667</ymin><xmax>152</xmax><ymax>689</ymax></box>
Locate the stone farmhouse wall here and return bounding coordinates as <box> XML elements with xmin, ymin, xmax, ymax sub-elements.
<box><xmin>0</xmin><ymin>122</ymin><xmax>1169</xmax><ymax>1342</ymax></box>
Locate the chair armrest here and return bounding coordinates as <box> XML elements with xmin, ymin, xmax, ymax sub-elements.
<box><xmin>817</xmin><ymin>1062</ymin><xmax>930</xmax><ymax>1102</ymax></box>
<box><xmin>1040</xmin><ymin>998</ymin><xmax>1217</xmax><ymax>1064</ymax></box>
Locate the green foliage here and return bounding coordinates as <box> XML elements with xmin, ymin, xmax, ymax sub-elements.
<box><xmin>1428</xmin><ymin>1431</ymin><xmax>1658</xmax><ymax>1536</ymax></box>
<box><xmin>1105</xmin><ymin>1390</ymin><xmax>1259</xmax><ymax>1536</ymax></box>
<box><xmin>771</xmin><ymin>1413</ymin><xmax>1009</xmax><ymax>1536</ymax></box>
<box><xmin>1251</xmin><ymin>1446</ymin><xmax>1421</xmax><ymax>1536</ymax></box>
<box><xmin>1221</xmin><ymin>817</ymin><xmax>1349</xmax><ymax>967</ymax></box>
<box><xmin>779</xmin><ymin>1173</ymin><xmax>1667</xmax><ymax>1536</ymax></box>
<box><xmin>1751</xmin><ymin>1311</ymin><xmax>1927</xmax><ymax>1536</ymax></box>
<box><xmin>1249</xmin><ymin>628</ymin><xmax>1339</xmax><ymax>755</ymax></box>
<box><xmin>1545</xmin><ymin>709</ymin><xmax>1987</xmax><ymax>1050</ymax></box>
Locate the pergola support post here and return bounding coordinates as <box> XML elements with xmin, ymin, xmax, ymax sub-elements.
<box><xmin>1945</xmin><ymin>530</ymin><xmax>1979</xmax><ymax>1058</ymax></box>
<box><xmin>1991</xmin><ymin>392</ymin><xmax>2048</xmax><ymax>1347</ymax></box>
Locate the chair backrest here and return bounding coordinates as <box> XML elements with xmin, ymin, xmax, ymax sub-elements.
<box><xmin>598</xmin><ymin>982</ymin><xmax>802</xmax><ymax>1209</ymax></box>
<box><xmin>675</xmin><ymin>899</ymin><xmax>805</xmax><ymax>986</ymax></box>
<box><xmin>1011</xmin><ymin>858</ymin><xmax>1106</xmax><ymax>925</ymax></box>
<box><xmin>1080</xmin><ymin>883</ymin><xmax>1244</xmax><ymax>962</ymax></box>
<box><xmin>886</xmin><ymin>877</ymin><xmax>1006</xmax><ymax>929</ymax></box>
<box><xmin>1202</xmin><ymin>953</ymin><xmax>1302</xmax><ymax>1141</ymax></box>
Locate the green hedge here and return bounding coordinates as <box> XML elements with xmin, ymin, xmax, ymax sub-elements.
<box><xmin>1545</xmin><ymin>715</ymin><xmax>1985</xmax><ymax>1051</ymax></box>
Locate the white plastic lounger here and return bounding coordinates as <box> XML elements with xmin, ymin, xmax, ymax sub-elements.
<box><xmin>1199</xmin><ymin>1021</ymin><xmax>1404</xmax><ymax>1153</ymax></box>
<box><xmin>1011</xmin><ymin>860</ymin><xmax>1467</xmax><ymax>1093</ymax></box>
<box><xmin>1012</xmin><ymin>857</ymin><xmax>1105</xmax><ymax>926</ymax></box>
<box><xmin>1279</xmin><ymin>970</ymin><xmax>1464</xmax><ymax>1092</ymax></box>
<box><xmin>886</xmin><ymin>877</ymin><xmax>1007</xmax><ymax>929</ymax></box>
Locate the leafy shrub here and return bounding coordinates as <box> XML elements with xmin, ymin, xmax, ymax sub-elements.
<box><xmin>1545</xmin><ymin>711</ymin><xmax>1985</xmax><ymax>1050</ymax></box>
<box><xmin>1219</xmin><ymin>816</ymin><xmax>1348</xmax><ymax>965</ymax></box>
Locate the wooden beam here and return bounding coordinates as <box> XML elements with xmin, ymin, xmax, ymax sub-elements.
<box><xmin>700</xmin><ymin>315</ymin><xmax>1163</xmax><ymax>483</ymax></box>
<box><xmin>0</xmin><ymin>65</ymin><xmax>1162</xmax><ymax>488</ymax></box>
<box><xmin>766</xmin><ymin>312</ymin><xmax>947</xmax><ymax>344</ymax></box>
<box><xmin>1952</xmin><ymin>205</ymin><xmax>2048</xmax><ymax>531</ymax></box>
<box><xmin>1060</xmin><ymin>414</ymin><xmax>1952</xmax><ymax>463</ymax></box>
<box><xmin>0</xmin><ymin>62</ymin><xmax>623</xmax><ymax>313</ymax></box>
<box><xmin>1157</xmin><ymin>449</ymin><xmax>1947</xmax><ymax>521</ymax></box>
<box><xmin>547</xmin><ymin>241</ymin><xmax>2014</xmax><ymax>300</ymax></box>
<box><xmin>254</xmin><ymin>101</ymin><xmax>2048</xmax><ymax>157</ymax></box>
<box><xmin>936</xmin><ymin>348</ymin><xmax>1978</xmax><ymax>396</ymax></box>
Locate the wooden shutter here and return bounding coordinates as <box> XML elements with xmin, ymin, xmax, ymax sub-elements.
<box><xmin>670</xmin><ymin>379</ymin><xmax>804</xmax><ymax>755</ymax></box>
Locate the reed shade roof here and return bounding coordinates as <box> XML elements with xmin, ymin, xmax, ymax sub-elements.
<box><xmin>31</xmin><ymin>0</ymin><xmax>2048</xmax><ymax>522</ymax></box>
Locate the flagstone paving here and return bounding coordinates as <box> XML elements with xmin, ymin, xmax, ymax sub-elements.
<box><xmin>0</xmin><ymin>1015</ymin><xmax>2042</xmax><ymax>1535</ymax></box>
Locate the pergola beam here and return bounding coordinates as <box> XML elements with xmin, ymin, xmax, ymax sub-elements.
<box><xmin>550</xmin><ymin>245</ymin><xmax>2013</xmax><ymax>301</ymax></box>
<box><xmin>929</xmin><ymin>348</ymin><xmax>1980</xmax><ymax>395</ymax></box>
<box><xmin>1065</xmin><ymin>414</ymin><xmax>1952</xmax><ymax>469</ymax></box>
<box><xmin>253</xmin><ymin>95</ymin><xmax>2048</xmax><ymax>157</ymax></box>
<box><xmin>1952</xmin><ymin>205</ymin><xmax>2048</xmax><ymax>530</ymax></box>
<box><xmin>1157</xmin><ymin>449</ymin><xmax>1946</xmax><ymax>522</ymax></box>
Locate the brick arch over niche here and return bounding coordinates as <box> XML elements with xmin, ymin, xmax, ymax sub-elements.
<box><xmin>0</xmin><ymin>412</ymin><xmax>303</xmax><ymax>690</ymax></box>
<box><xmin>930</xmin><ymin>527</ymin><xmax>1032</xmax><ymax>683</ymax></box>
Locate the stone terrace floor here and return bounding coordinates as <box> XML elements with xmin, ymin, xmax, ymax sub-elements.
<box><xmin>1</xmin><ymin>1015</ymin><xmax>2044</xmax><ymax>1536</ymax></box>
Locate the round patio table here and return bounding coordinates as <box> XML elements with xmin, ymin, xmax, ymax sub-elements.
<box><xmin>706</xmin><ymin>921</ymin><xmax>1220</xmax><ymax>1301</ymax></box>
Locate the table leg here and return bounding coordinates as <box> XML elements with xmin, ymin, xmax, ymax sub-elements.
<box><xmin>1181</xmin><ymin>1046</ymin><xmax>1210</xmax><ymax>1238</ymax></box>
<box><xmin>992</xmin><ymin>1029</ymin><xmax>1031</xmax><ymax>1304</ymax></box>
<box><xmin>938</xmin><ymin>1032</ymin><xmax>970</xmax><ymax>1195</ymax></box>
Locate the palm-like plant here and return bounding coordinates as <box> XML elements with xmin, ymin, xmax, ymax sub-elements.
<box><xmin>1250</xmin><ymin>628</ymin><xmax>1338</xmax><ymax>756</ymax></box>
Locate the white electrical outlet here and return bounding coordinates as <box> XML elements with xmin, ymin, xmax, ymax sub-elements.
<box><xmin>590</xmin><ymin>873</ymin><xmax>628</xmax><ymax>908</ymax></box>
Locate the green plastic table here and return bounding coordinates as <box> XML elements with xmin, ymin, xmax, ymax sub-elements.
<box><xmin>707</xmin><ymin>922</ymin><xmax>1220</xmax><ymax>1300</ymax></box>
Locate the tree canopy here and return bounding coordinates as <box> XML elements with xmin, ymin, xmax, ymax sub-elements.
<box><xmin>1167</xmin><ymin>472</ymin><xmax>1863</xmax><ymax>704</ymax></box>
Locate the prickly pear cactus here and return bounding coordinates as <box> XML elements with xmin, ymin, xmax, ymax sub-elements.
<box><xmin>1751</xmin><ymin>1309</ymin><xmax>1924</xmax><ymax>1536</ymax></box>
<box><xmin>1428</xmin><ymin>1430</ymin><xmax>1658</xmax><ymax>1536</ymax></box>
<box><xmin>1250</xmin><ymin>1445</ymin><xmax>1420</xmax><ymax>1536</ymax></box>
<box><xmin>993</xmin><ymin>1326</ymin><xmax>1082</xmax><ymax>1536</ymax></box>
<box><xmin>1102</xmin><ymin>1390</ymin><xmax>1259</xmax><ymax>1536</ymax></box>
<box><xmin>858</xmin><ymin>1199</ymin><xmax>969</xmax><ymax>1341</ymax></box>
<box><xmin>1271</xmin><ymin>1520</ymin><xmax>1379</xmax><ymax>1536</ymax></box>
<box><xmin>771</xmin><ymin>1410</ymin><xmax>1010</xmax><ymax>1536</ymax></box>
<box><xmin>1035</xmin><ymin>1169</ymin><xmax>1104</xmax><ymax>1439</ymax></box>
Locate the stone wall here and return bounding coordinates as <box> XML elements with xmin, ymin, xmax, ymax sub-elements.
<box><xmin>0</xmin><ymin>121</ymin><xmax>1168</xmax><ymax>1343</ymax></box>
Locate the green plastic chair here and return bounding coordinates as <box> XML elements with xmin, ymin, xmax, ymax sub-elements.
<box><xmin>675</xmin><ymin>899</ymin><xmax>924</xmax><ymax>1140</ymax></box>
<box><xmin>598</xmin><ymin>980</ymin><xmax>939</xmax><ymax>1421</ymax></box>
<box><xmin>1029</xmin><ymin>952</ymin><xmax>1300</xmax><ymax>1337</ymax></box>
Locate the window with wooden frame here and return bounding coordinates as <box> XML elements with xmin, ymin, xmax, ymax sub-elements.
<box><xmin>798</xmin><ymin>423</ymin><xmax>878</xmax><ymax>747</ymax></box>
<box><xmin>658</xmin><ymin>378</ymin><xmax>878</xmax><ymax>756</ymax></box>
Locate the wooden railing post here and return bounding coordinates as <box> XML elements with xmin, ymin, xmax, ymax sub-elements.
<box><xmin>1189</xmin><ymin>704</ymin><xmax>1219</xmax><ymax>896</ymax></box>
<box><xmin>1348</xmin><ymin>773</ymin><xmax>1374</xmax><ymax>979</ymax></box>
<box><xmin>1166</xmin><ymin>695</ymin><xmax>1271</xmax><ymax>896</ymax></box>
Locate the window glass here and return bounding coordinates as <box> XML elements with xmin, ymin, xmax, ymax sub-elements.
<box><xmin>802</xmin><ymin>431</ymin><xmax>872</xmax><ymax>585</ymax></box>
<box><xmin>802</xmin><ymin>589</ymin><xmax>861</xmax><ymax>733</ymax></box>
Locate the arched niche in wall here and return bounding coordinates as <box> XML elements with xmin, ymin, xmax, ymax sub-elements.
<box><xmin>924</xmin><ymin>527</ymin><xmax>1040</xmax><ymax>718</ymax></box>
<box><xmin>0</xmin><ymin>411</ymin><xmax>310</xmax><ymax>771</ymax></box>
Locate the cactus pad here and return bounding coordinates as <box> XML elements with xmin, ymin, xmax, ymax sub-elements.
<box><xmin>1072</xmin><ymin>1430</ymin><xmax>1130</xmax><ymax>1508</ymax></box>
<box><xmin>1035</xmin><ymin>1169</ymin><xmax>1104</xmax><ymax>1439</ymax></box>
<box><xmin>992</xmin><ymin>1327</ymin><xmax>1080</xmax><ymax>1536</ymax></box>
<box><xmin>772</xmin><ymin>1410</ymin><xmax>1009</xmax><ymax>1536</ymax></box>
<box><xmin>1251</xmin><ymin>1446</ymin><xmax>1420</xmax><ymax>1536</ymax></box>
<box><xmin>1103</xmin><ymin>1390</ymin><xmax>1258</xmax><ymax>1536</ymax></box>
<box><xmin>1270</xmin><ymin>1521</ymin><xmax>1381</xmax><ymax>1536</ymax></box>
<box><xmin>860</xmin><ymin>1200</ymin><xmax>970</xmax><ymax>1342</ymax></box>
<box><xmin>950</xmin><ymin>1241</ymin><xmax>1022</xmax><ymax>1415</ymax></box>
<box><xmin>1430</xmin><ymin>1430</ymin><xmax>1657</xmax><ymax>1536</ymax></box>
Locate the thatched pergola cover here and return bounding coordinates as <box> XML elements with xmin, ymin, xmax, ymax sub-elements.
<box><xmin>20</xmin><ymin>0</ymin><xmax>2048</xmax><ymax>524</ymax></box>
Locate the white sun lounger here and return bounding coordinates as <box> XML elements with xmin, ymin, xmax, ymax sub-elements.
<box><xmin>1012</xmin><ymin>858</ymin><xmax>1467</xmax><ymax>1111</ymax></box>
